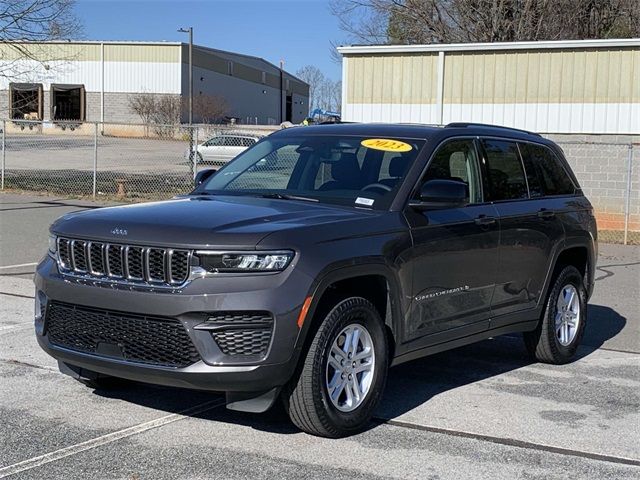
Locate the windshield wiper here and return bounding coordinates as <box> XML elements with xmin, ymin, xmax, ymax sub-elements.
<box><xmin>258</xmin><ymin>193</ymin><xmax>319</xmax><ymax>203</ymax></box>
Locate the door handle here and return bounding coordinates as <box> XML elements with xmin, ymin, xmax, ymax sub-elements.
<box><xmin>537</xmin><ymin>209</ymin><xmax>556</xmax><ymax>219</ymax></box>
<box><xmin>475</xmin><ymin>215</ymin><xmax>497</xmax><ymax>226</ymax></box>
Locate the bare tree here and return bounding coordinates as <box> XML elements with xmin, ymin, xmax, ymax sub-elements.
<box><xmin>296</xmin><ymin>65</ymin><xmax>326</xmax><ymax>112</ymax></box>
<box><xmin>0</xmin><ymin>0</ymin><xmax>83</xmax><ymax>79</ymax></box>
<box><xmin>296</xmin><ymin>66</ymin><xmax>342</xmax><ymax>114</ymax></box>
<box><xmin>331</xmin><ymin>0</ymin><xmax>640</xmax><ymax>45</ymax></box>
<box><xmin>128</xmin><ymin>93</ymin><xmax>183</xmax><ymax>137</ymax></box>
<box><xmin>193</xmin><ymin>94</ymin><xmax>229</xmax><ymax>124</ymax></box>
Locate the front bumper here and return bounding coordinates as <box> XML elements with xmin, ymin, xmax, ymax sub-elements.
<box><xmin>34</xmin><ymin>256</ymin><xmax>312</xmax><ymax>392</ymax></box>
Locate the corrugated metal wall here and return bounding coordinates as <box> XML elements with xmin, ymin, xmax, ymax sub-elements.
<box><xmin>343</xmin><ymin>46</ymin><xmax>640</xmax><ymax>133</ymax></box>
<box><xmin>0</xmin><ymin>43</ymin><xmax>182</xmax><ymax>94</ymax></box>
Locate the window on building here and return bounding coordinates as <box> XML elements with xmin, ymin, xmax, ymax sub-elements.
<box><xmin>51</xmin><ymin>84</ymin><xmax>85</xmax><ymax>121</ymax></box>
<box><xmin>519</xmin><ymin>143</ymin><xmax>575</xmax><ymax>197</ymax></box>
<box><xmin>481</xmin><ymin>139</ymin><xmax>528</xmax><ymax>201</ymax></box>
<box><xmin>9</xmin><ymin>83</ymin><xmax>43</xmax><ymax>120</ymax></box>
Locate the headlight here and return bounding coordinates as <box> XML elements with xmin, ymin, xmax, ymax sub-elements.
<box><xmin>48</xmin><ymin>234</ymin><xmax>57</xmax><ymax>258</ymax></box>
<box><xmin>196</xmin><ymin>250</ymin><xmax>294</xmax><ymax>273</ymax></box>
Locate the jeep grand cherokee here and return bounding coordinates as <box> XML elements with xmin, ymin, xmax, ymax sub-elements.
<box><xmin>35</xmin><ymin>122</ymin><xmax>597</xmax><ymax>437</ymax></box>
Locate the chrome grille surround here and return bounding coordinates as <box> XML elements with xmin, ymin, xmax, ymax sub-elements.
<box><xmin>56</xmin><ymin>237</ymin><xmax>192</xmax><ymax>288</ymax></box>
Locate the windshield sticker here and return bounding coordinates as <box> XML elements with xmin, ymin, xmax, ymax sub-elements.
<box><xmin>355</xmin><ymin>197</ymin><xmax>375</xmax><ymax>206</ymax></box>
<box><xmin>361</xmin><ymin>138</ymin><xmax>413</xmax><ymax>153</ymax></box>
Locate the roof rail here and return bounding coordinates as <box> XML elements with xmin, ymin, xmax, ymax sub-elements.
<box><xmin>444</xmin><ymin>122</ymin><xmax>541</xmax><ymax>137</ymax></box>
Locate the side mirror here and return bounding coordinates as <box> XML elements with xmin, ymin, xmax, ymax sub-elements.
<box><xmin>408</xmin><ymin>179</ymin><xmax>469</xmax><ymax>210</ymax></box>
<box><xmin>194</xmin><ymin>168</ymin><xmax>217</xmax><ymax>187</ymax></box>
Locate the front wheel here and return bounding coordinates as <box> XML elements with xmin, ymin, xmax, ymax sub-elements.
<box><xmin>524</xmin><ymin>265</ymin><xmax>587</xmax><ymax>364</ymax></box>
<box><xmin>282</xmin><ymin>297</ymin><xmax>388</xmax><ymax>437</ymax></box>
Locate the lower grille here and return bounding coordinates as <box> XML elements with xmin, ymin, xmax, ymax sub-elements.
<box><xmin>46</xmin><ymin>302</ymin><xmax>201</xmax><ymax>368</ymax></box>
<box><xmin>206</xmin><ymin>311</ymin><xmax>274</xmax><ymax>357</ymax></box>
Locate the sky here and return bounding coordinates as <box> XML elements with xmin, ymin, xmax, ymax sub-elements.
<box><xmin>74</xmin><ymin>0</ymin><xmax>344</xmax><ymax>80</ymax></box>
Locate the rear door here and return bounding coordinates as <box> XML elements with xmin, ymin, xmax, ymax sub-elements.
<box><xmin>479</xmin><ymin>138</ymin><xmax>564</xmax><ymax>323</ymax></box>
<box><xmin>404</xmin><ymin>138</ymin><xmax>499</xmax><ymax>342</ymax></box>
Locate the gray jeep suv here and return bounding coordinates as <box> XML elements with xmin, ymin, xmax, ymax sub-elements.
<box><xmin>35</xmin><ymin>123</ymin><xmax>597</xmax><ymax>437</ymax></box>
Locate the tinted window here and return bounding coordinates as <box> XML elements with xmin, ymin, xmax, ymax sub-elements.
<box><xmin>420</xmin><ymin>139</ymin><xmax>482</xmax><ymax>204</ymax></box>
<box><xmin>520</xmin><ymin>143</ymin><xmax>575</xmax><ymax>196</ymax></box>
<box><xmin>482</xmin><ymin>140</ymin><xmax>528</xmax><ymax>201</ymax></box>
<box><xmin>240</xmin><ymin>137</ymin><xmax>257</xmax><ymax>147</ymax></box>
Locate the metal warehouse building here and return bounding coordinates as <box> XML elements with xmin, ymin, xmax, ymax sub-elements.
<box><xmin>0</xmin><ymin>41</ymin><xmax>309</xmax><ymax>125</ymax></box>
<box><xmin>338</xmin><ymin>39</ymin><xmax>639</xmax><ymax>135</ymax></box>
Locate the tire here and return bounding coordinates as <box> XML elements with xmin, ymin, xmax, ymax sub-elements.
<box><xmin>524</xmin><ymin>265</ymin><xmax>587</xmax><ymax>364</ymax></box>
<box><xmin>282</xmin><ymin>297</ymin><xmax>388</xmax><ymax>438</ymax></box>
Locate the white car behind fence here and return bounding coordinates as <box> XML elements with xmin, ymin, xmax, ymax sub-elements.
<box><xmin>187</xmin><ymin>134</ymin><xmax>259</xmax><ymax>165</ymax></box>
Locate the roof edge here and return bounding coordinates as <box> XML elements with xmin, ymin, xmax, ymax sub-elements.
<box><xmin>337</xmin><ymin>38</ymin><xmax>640</xmax><ymax>55</ymax></box>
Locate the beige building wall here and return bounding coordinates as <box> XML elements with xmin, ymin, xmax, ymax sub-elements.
<box><xmin>340</xmin><ymin>40</ymin><xmax>640</xmax><ymax>134</ymax></box>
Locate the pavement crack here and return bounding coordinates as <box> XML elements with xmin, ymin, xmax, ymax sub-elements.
<box><xmin>0</xmin><ymin>291</ymin><xmax>34</xmax><ymax>299</ymax></box>
<box><xmin>374</xmin><ymin>417</ymin><xmax>640</xmax><ymax>467</ymax></box>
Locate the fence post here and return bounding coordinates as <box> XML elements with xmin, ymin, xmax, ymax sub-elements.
<box><xmin>623</xmin><ymin>144</ymin><xmax>634</xmax><ymax>245</ymax></box>
<box><xmin>1</xmin><ymin>120</ymin><xmax>5</xmax><ymax>190</ymax></box>
<box><xmin>93</xmin><ymin>122</ymin><xmax>98</xmax><ymax>199</ymax></box>
<box><xmin>193</xmin><ymin>125</ymin><xmax>198</xmax><ymax>181</ymax></box>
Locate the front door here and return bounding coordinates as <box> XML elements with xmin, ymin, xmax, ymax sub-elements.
<box><xmin>403</xmin><ymin>138</ymin><xmax>499</xmax><ymax>343</ymax></box>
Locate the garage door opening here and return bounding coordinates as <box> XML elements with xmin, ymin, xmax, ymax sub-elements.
<box><xmin>51</xmin><ymin>84</ymin><xmax>85</xmax><ymax>121</ymax></box>
<box><xmin>9</xmin><ymin>83</ymin><xmax>43</xmax><ymax>120</ymax></box>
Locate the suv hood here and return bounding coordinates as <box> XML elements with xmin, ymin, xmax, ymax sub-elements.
<box><xmin>51</xmin><ymin>195</ymin><xmax>378</xmax><ymax>249</ymax></box>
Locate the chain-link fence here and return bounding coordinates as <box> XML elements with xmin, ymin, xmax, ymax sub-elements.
<box><xmin>0</xmin><ymin>120</ymin><xmax>638</xmax><ymax>244</ymax></box>
<box><xmin>556</xmin><ymin>141</ymin><xmax>638</xmax><ymax>245</ymax></box>
<box><xmin>0</xmin><ymin>120</ymin><xmax>276</xmax><ymax>201</ymax></box>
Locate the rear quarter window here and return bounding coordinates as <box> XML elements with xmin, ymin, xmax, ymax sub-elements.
<box><xmin>519</xmin><ymin>143</ymin><xmax>575</xmax><ymax>197</ymax></box>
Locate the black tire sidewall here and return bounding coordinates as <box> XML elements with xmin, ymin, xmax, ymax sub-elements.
<box><xmin>543</xmin><ymin>266</ymin><xmax>587</xmax><ymax>360</ymax></box>
<box><xmin>314</xmin><ymin>298</ymin><xmax>388</xmax><ymax>433</ymax></box>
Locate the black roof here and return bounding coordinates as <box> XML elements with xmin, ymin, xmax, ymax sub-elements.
<box><xmin>272</xmin><ymin>122</ymin><xmax>544</xmax><ymax>142</ymax></box>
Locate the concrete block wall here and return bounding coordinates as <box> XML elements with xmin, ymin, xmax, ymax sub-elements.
<box><xmin>547</xmin><ymin>134</ymin><xmax>639</xmax><ymax>234</ymax></box>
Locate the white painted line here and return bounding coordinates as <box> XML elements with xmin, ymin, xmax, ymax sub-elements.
<box><xmin>0</xmin><ymin>262</ymin><xmax>38</xmax><ymax>270</ymax></box>
<box><xmin>0</xmin><ymin>399</ymin><xmax>224</xmax><ymax>478</ymax></box>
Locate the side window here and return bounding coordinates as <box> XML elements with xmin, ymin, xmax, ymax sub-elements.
<box><xmin>520</xmin><ymin>143</ymin><xmax>575</xmax><ymax>196</ymax></box>
<box><xmin>482</xmin><ymin>139</ymin><xmax>528</xmax><ymax>201</ymax></box>
<box><xmin>420</xmin><ymin>139</ymin><xmax>482</xmax><ymax>204</ymax></box>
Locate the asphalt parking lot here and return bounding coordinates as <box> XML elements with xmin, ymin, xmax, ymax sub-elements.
<box><xmin>1</xmin><ymin>193</ymin><xmax>639</xmax><ymax>479</ymax></box>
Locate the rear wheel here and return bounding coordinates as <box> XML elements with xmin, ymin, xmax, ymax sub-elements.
<box><xmin>524</xmin><ymin>265</ymin><xmax>587</xmax><ymax>364</ymax></box>
<box><xmin>282</xmin><ymin>297</ymin><xmax>388</xmax><ymax>437</ymax></box>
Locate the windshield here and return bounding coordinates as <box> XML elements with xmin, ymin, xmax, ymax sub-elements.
<box><xmin>194</xmin><ymin>134</ymin><xmax>426</xmax><ymax>210</ymax></box>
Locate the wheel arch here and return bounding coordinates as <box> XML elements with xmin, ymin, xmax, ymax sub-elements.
<box><xmin>296</xmin><ymin>264</ymin><xmax>403</xmax><ymax>363</ymax></box>
<box><xmin>540</xmin><ymin>237</ymin><xmax>595</xmax><ymax>308</ymax></box>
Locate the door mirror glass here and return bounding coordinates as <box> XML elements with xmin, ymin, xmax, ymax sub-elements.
<box><xmin>194</xmin><ymin>168</ymin><xmax>217</xmax><ymax>187</ymax></box>
<box><xmin>410</xmin><ymin>179</ymin><xmax>469</xmax><ymax>209</ymax></box>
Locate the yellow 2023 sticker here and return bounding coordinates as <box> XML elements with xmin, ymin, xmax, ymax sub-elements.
<box><xmin>361</xmin><ymin>138</ymin><xmax>413</xmax><ymax>153</ymax></box>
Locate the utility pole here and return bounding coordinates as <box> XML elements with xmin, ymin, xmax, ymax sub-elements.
<box><xmin>279</xmin><ymin>59</ymin><xmax>284</xmax><ymax>124</ymax></box>
<box><xmin>178</xmin><ymin>27</ymin><xmax>193</xmax><ymax>124</ymax></box>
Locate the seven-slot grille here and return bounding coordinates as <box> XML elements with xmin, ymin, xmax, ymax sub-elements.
<box><xmin>46</xmin><ymin>301</ymin><xmax>201</xmax><ymax>368</ymax></box>
<box><xmin>57</xmin><ymin>238</ymin><xmax>191</xmax><ymax>286</ymax></box>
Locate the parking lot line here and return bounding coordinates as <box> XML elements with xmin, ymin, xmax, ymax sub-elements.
<box><xmin>377</xmin><ymin>418</ymin><xmax>640</xmax><ymax>467</ymax></box>
<box><xmin>0</xmin><ymin>399</ymin><xmax>225</xmax><ymax>479</ymax></box>
<box><xmin>0</xmin><ymin>263</ymin><xmax>38</xmax><ymax>270</ymax></box>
